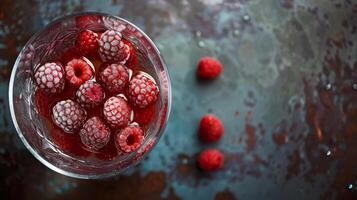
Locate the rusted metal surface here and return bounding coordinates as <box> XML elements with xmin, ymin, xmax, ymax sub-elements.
<box><xmin>1</xmin><ymin>0</ymin><xmax>357</xmax><ymax>199</ymax></box>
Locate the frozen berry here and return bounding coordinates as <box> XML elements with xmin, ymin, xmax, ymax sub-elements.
<box><xmin>34</xmin><ymin>62</ymin><xmax>65</xmax><ymax>94</ymax></box>
<box><xmin>99</xmin><ymin>63</ymin><xmax>129</xmax><ymax>93</ymax></box>
<box><xmin>103</xmin><ymin>96</ymin><xmax>132</xmax><ymax>128</ymax></box>
<box><xmin>199</xmin><ymin>114</ymin><xmax>224</xmax><ymax>142</ymax></box>
<box><xmin>52</xmin><ymin>99</ymin><xmax>87</xmax><ymax>133</ymax></box>
<box><xmin>65</xmin><ymin>58</ymin><xmax>93</xmax><ymax>86</ymax></box>
<box><xmin>98</xmin><ymin>30</ymin><xmax>130</xmax><ymax>64</ymax></box>
<box><xmin>79</xmin><ymin>117</ymin><xmax>111</xmax><ymax>151</ymax></box>
<box><xmin>115</xmin><ymin>125</ymin><xmax>144</xmax><ymax>153</ymax></box>
<box><xmin>197</xmin><ymin>57</ymin><xmax>223</xmax><ymax>79</ymax></box>
<box><xmin>76</xmin><ymin>30</ymin><xmax>99</xmax><ymax>56</ymax></box>
<box><xmin>197</xmin><ymin>149</ymin><xmax>224</xmax><ymax>171</ymax></box>
<box><xmin>76</xmin><ymin>80</ymin><xmax>105</xmax><ymax>108</ymax></box>
<box><xmin>128</xmin><ymin>73</ymin><xmax>159</xmax><ymax>108</ymax></box>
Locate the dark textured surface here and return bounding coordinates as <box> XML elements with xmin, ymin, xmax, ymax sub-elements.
<box><xmin>1</xmin><ymin>0</ymin><xmax>357</xmax><ymax>199</ymax></box>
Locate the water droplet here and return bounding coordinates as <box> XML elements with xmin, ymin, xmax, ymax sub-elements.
<box><xmin>325</xmin><ymin>83</ymin><xmax>332</xmax><ymax>90</ymax></box>
<box><xmin>347</xmin><ymin>183</ymin><xmax>353</xmax><ymax>190</ymax></box>
<box><xmin>233</xmin><ymin>29</ymin><xmax>240</xmax><ymax>37</ymax></box>
<box><xmin>195</xmin><ymin>31</ymin><xmax>202</xmax><ymax>37</ymax></box>
<box><xmin>181</xmin><ymin>158</ymin><xmax>188</xmax><ymax>164</ymax></box>
<box><xmin>326</xmin><ymin>150</ymin><xmax>331</xmax><ymax>156</ymax></box>
<box><xmin>198</xmin><ymin>41</ymin><xmax>205</xmax><ymax>48</ymax></box>
<box><xmin>352</xmin><ymin>83</ymin><xmax>357</xmax><ymax>90</ymax></box>
<box><xmin>243</xmin><ymin>15</ymin><xmax>250</xmax><ymax>22</ymax></box>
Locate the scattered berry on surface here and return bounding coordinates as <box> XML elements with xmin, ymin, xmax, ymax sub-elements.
<box><xmin>199</xmin><ymin>114</ymin><xmax>224</xmax><ymax>142</ymax></box>
<box><xmin>197</xmin><ymin>149</ymin><xmax>224</xmax><ymax>172</ymax></box>
<box><xmin>197</xmin><ymin>56</ymin><xmax>223</xmax><ymax>79</ymax></box>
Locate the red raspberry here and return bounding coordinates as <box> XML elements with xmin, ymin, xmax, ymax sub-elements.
<box><xmin>197</xmin><ymin>149</ymin><xmax>224</xmax><ymax>171</ymax></box>
<box><xmin>52</xmin><ymin>99</ymin><xmax>87</xmax><ymax>133</ymax></box>
<box><xmin>65</xmin><ymin>58</ymin><xmax>93</xmax><ymax>86</ymax></box>
<box><xmin>197</xmin><ymin>57</ymin><xmax>223</xmax><ymax>79</ymax></box>
<box><xmin>76</xmin><ymin>30</ymin><xmax>99</xmax><ymax>56</ymax></box>
<box><xmin>79</xmin><ymin>117</ymin><xmax>111</xmax><ymax>151</ymax></box>
<box><xmin>76</xmin><ymin>80</ymin><xmax>105</xmax><ymax>108</ymax></box>
<box><xmin>115</xmin><ymin>125</ymin><xmax>144</xmax><ymax>153</ymax></box>
<box><xmin>99</xmin><ymin>63</ymin><xmax>129</xmax><ymax>93</ymax></box>
<box><xmin>199</xmin><ymin>114</ymin><xmax>224</xmax><ymax>142</ymax></box>
<box><xmin>98</xmin><ymin>30</ymin><xmax>130</xmax><ymax>64</ymax></box>
<box><xmin>103</xmin><ymin>96</ymin><xmax>132</xmax><ymax>128</ymax></box>
<box><xmin>128</xmin><ymin>73</ymin><xmax>159</xmax><ymax>108</ymax></box>
<box><xmin>34</xmin><ymin>62</ymin><xmax>65</xmax><ymax>94</ymax></box>
<box><xmin>122</xmin><ymin>39</ymin><xmax>136</xmax><ymax>68</ymax></box>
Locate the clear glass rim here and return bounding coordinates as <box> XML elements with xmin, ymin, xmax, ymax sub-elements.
<box><xmin>8</xmin><ymin>11</ymin><xmax>172</xmax><ymax>179</ymax></box>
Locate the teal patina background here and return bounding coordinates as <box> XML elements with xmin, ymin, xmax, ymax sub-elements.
<box><xmin>0</xmin><ymin>0</ymin><xmax>357</xmax><ymax>199</ymax></box>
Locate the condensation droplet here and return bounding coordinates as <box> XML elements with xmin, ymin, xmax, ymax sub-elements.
<box><xmin>198</xmin><ymin>41</ymin><xmax>205</xmax><ymax>48</ymax></box>
<box><xmin>233</xmin><ymin>29</ymin><xmax>240</xmax><ymax>37</ymax></box>
<box><xmin>181</xmin><ymin>158</ymin><xmax>188</xmax><ymax>164</ymax></box>
<box><xmin>352</xmin><ymin>83</ymin><xmax>357</xmax><ymax>90</ymax></box>
<box><xmin>243</xmin><ymin>15</ymin><xmax>250</xmax><ymax>22</ymax></box>
<box><xmin>347</xmin><ymin>183</ymin><xmax>353</xmax><ymax>190</ymax></box>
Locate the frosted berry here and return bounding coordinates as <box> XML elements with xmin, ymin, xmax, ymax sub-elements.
<box><xmin>98</xmin><ymin>30</ymin><xmax>130</xmax><ymax>64</ymax></box>
<box><xmin>52</xmin><ymin>99</ymin><xmax>87</xmax><ymax>133</ymax></box>
<box><xmin>199</xmin><ymin>114</ymin><xmax>224</xmax><ymax>142</ymax></box>
<box><xmin>76</xmin><ymin>30</ymin><xmax>99</xmax><ymax>56</ymax></box>
<box><xmin>197</xmin><ymin>149</ymin><xmax>224</xmax><ymax>172</ymax></box>
<box><xmin>79</xmin><ymin>117</ymin><xmax>111</xmax><ymax>151</ymax></box>
<box><xmin>65</xmin><ymin>58</ymin><xmax>93</xmax><ymax>86</ymax></box>
<box><xmin>128</xmin><ymin>73</ymin><xmax>159</xmax><ymax>108</ymax></box>
<box><xmin>115</xmin><ymin>125</ymin><xmax>144</xmax><ymax>153</ymax></box>
<box><xmin>34</xmin><ymin>62</ymin><xmax>65</xmax><ymax>94</ymax></box>
<box><xmin>76</xmin><ymin>81</ymin><xmax>105</xmax><ymax>108</ymax></box>
<box><xmin>99</xmin><ymin>63</ymin><xmax>129</xmax><ymax>93</ymax></box>
<box><xmin>103</xmin><ymin>96</ymin><xmax>132</xmax><ymax>128</ymax></box>
<box><xmin>197</xmin><ymin>57</ymin><xmax>223</xmax><ymax>79</ymax></box>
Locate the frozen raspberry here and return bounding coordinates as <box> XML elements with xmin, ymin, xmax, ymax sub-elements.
<box><xmin>103</xmin><ymin>96</ymin><xmax>132</xmax><ymax>128</ymax></box>
<box><xmin>65</xmin><ymin>58</ymin><xmax>93</xmax><ymax>86</ymax></box>
<box><xmin>99</xmin><ymin>63</ymin><xmax>129</xmax><ymax>93</ymax></box>
<box><xmin>76</xmin><ymin>30</ymin><xmax>99</xmax><ymax>56</ymax></box>
<box><xmin>197</xmin><ymin>149</ymin><xmax>224</xmax><ymax>172</ymax></box>
<box><xmin>115</xmin><ymin>125</ymin><xmax>144</xmax><ymax>153</ymax></box>
<box><xmin>79</xmin><ymin>117</ymin><xmax>111</xmax><ymax>151</ymax></box>
<box><xmin>199</xmin><ymin>114</ymin><xmax>224</xmax><ymax>142</ymax></box>
<box><xmin>98</xmin><ymin>30</ymin><xmax>130</xmax><ymax>64</ymax></box>
<box><xmin>76</xmin><ymin>80</ymin><xmax>105</xmax><ymax>108</ymax></box>
<box><xmin>197</xmin><ymin>57</ymin><xmax>223</xmax><ymax>79</ymax></box>
<box><xmin>128</xmin><ymin>73</ymin><xmax>159</xmax><ymax>108</ymax></box>
<box><xmin>34</xmin><ymin>62</ymin><xmax>65</xmax><ymax>94</ymax></box>
<box><xmin>52</xmin><ymin>99</ymin><xmax>87</xmax><ymax>133</ymax></box>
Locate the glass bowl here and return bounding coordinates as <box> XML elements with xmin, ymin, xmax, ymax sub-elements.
<box><xmin>8</xmin><ymin>12</ymin><xmax>171</xmax><ymax>179</ymax></box>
